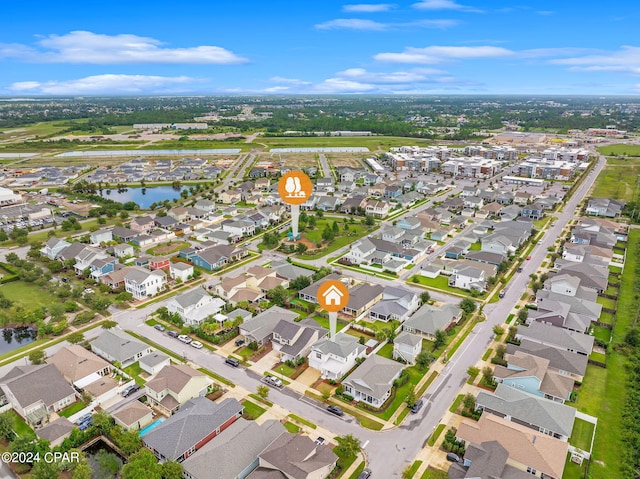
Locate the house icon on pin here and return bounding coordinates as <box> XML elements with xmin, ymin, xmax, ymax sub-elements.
<box><xmin>322</xmin><ymin>285</ymin><xmax>344</xmax><ymax>307</ymax></box>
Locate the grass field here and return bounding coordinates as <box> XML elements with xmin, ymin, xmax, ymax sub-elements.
<box><xmin>570</xmin><ymin>418</ymin><xmax>595</xmax><ymax>453</ymax></box>
<box><xmin>146</xmin><ymin>241</ymin><xmax>190</xmax><ymax>256</ymax></box>
<box><xmin>409</xmin><ymin>275</ymin><xmax>473</xmax><ymax>297</ymax></box>
<box><xmin>59</xmin><ymin>400</ymin><xmax>88</xmax><ymax>418</ymax></box>
<box><xmin>139</xmin><ymin>139</ymin><xmax>252</xmax><ymax>151</ymax></box>
<box><xmin>590</xmin><ymin>157</ymin><xmax>640</xmax><ymax>202</ymax></box>
<box><xmin>242</xmin><ymin>400</ymin><xmax>266</xmax><ymax>420</ymax></box>
<box><xmin>6</xmin><ymin>410</ymin><xmax>36</xmax><ymax>439</ymax></box>
<box><xmin>596</xmin><ymin>144</ymin><xmax>640</xmax><ymax>157</ymax></box>
<box><xmin>376</xmin><ymin>343</ymin><xmax>394</xmax><ymax>359</ymax></box>
<box><xmin>259</xmin><ymin>135</ymin><xmax>433</xmax><ymax>151</ymax></box>
<box><xmin>283</xmin><ymin>421</ymin><xmax>301</xmax><ymax>433</ymax></box>
<box><xmin>0</xmin><ymin>280</ymin><xmax>61</xmax><ymax>308</ymax></box>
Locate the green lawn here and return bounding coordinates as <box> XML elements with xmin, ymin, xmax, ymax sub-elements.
<box><xmin>481</xmin><ymin>348</ymin><xmax>492</xmax><ymax>361</ymax></box>
<box><xmin>146</xmin><ymin>241</ymin><xmax>190</xmax><ymax>256</ymax></box>
<box><xmin>409</xmin><ymin>275</ymin><xmax>480</xmax><ymax>298</ymax></box>
<box><xmin>376</xmin><ymin>343</ymin><xmax>394</xmax><ymax>359</ymax></box>
<box><xmin>596</xmin><ymin>296</ymin><xmax>617</xmax><ymax>309</ymax></box>
<box><xmin>5</xmin><ymin>410</ymin><xmax>36</xmax><ymax>439</ymax></box>
<box><xmin>406</xmin><ymin>460</ymin><xmax>423</xmax><ymax>479</ymax></box>
<box><xmin>241</xmin><ymin>400</ymin><xmax>267</xmax><ymax>420</ymax></box>
<box><xmin>310</xmin><ymin>315</ymin><xmax>348</xmax><ymax>332</ymax></box>
<box><xmin>596</xmin><ymin>144</ymin><xmax>640</xmax><ymax>157</ymax></box>
<box><xmin>570</xmin><ymin>418</ymin><xmax>596</xmax><ymax>453</ymax></box>
<box><xmin>139</xmin><ymin>139</ymin><xmax>252</xmax><ymax>151</ymax></box>
<box><xmin>347</xmin><ymin>462</ymin><xmax>366</xmax><ymax>479</ymax></box>
<box><xmin>259</xmin><ymin>135</ymin><xmax>433</xmax><ymax>151</ymax></box>
<box><xmin>287</xmin><ymin>414</ymin><xmax>317</xmax><ymax>429</ymax></box>
<box><xmin>297</xmin><ymin>222</ymin><xmax>372</xmax><ymax>260</ymax></box>
<box><xmin>283</xmin><ymin>421</ymin><xmax>301</xmax><ymax>433</ymax></box>
<box><xmin>598</xmin><ymin>311</ymin><xmax>615</xmax><ymax>325</ymax></box>
<box><xmin>562</xmin><ymin>453</ymin><xmax>588</xmax><ymax>479</ymax></box>
<box><xmin>124</xmin><ymin>361</ymin><xmax>147</xmax><ymax>386</ymax></box>
<box><xmin>420</xmin><ymin>469</ymin><xmax>448</xmax><ymax>479</ymax></box>
<box><xmin>58</xmin><ymin>400</ymin><xmax>88</xmax><ymax>418</ymax></box>
<box><xmin>592</xmin><ymin>325</ymin><xmax>611</xmax><ymax>343</ymax></box>
<box><xmin>449</xmin><ymin>394</ymin><xmax>464</xmax><ymax>414</ymax></box>
<box><xmin>0</xmin><ymin>280</ymin><xmax>61</xmax><ymax>308</ymax></box>
<box><xmin>591</xmin><ymin>157</ymin><xmax>640</xmax><ymax>202</ymax></box>
<box><xmin>271</xmin><ymin>363</ymin><xmax>295</xmax><ymax>378</ymax></box>
<box><xmin>428</xmin><ymin>423</ymin><xmax>446</xmax><ymax>447</ymax></box>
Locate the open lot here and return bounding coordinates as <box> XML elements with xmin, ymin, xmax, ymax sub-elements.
<box><xmin>590</xmin><ymin>157</ymin><xmax>640</xmax><ymax>202</ymax></box>
<box><xmin>258</xmin><ymin>135</ymin><xmax>432</xmax><ymax>151</ymax></box>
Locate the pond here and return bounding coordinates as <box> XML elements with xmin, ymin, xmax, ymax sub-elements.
<box><xmin>97</xmin><ymin>185</ymin><xmax>188</xmax><ymax>209</ymax></box>
<box><xmin>84</xmin><ymin>439</ymin><xmax>124</xmax><ymax>479</ymax></box>
<box><xmin>0</xmin><ymin>327</ymin><xmax>37</xmax><ymax>355</ymax></box>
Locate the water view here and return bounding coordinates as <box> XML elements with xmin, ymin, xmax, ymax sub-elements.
<box><xmin>98</xmin><ymin>186</ymin><xmax>187</xmax><ymax>209</ymax></box>
<box><xmin>0</xmin><ymin>327</ymin><xmax>37</xmax><ymax>355</ymax></box>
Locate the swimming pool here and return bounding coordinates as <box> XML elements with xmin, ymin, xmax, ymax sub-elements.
<box><xmin>139</xmin><ymin>417</ymin><xmax>166</xmax><ymax>436</ymax></box>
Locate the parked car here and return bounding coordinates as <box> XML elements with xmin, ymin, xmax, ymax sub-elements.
<box><xmin>526</xmin><ymin>256</ymin><xmax>532</xmax><ymax>261</ymax></box>
<box><xmin>314</xmin><ymin>437</ymin><xmax>325</xmax><ymax>445</ymax></box>
<box><xmin>122</xmin><ymin>384</ymin><xmax>140</xmax><ymax>397</ymax></box>
<box><xmin>446</xmin><ymin>452</ymin><xmax>461</xmax><ymax>463</ymax></box>
<box><xmin>178</xmin><ymin>335</ymin><xmax>192</xmax><ymax>344</ymax></box>
<box><xmin>75</xmin><ymin>414</ymin><xmax>92</xmax><ymax>426</ymax></box>
<box><xmin>235</xmin><ymin>338</ymin><xmax>245</xmax><ymax>347</ymax></box>
<box><xmin>411</xmin><ymin>399</ymin><xmax>424</xmax><ymax>414</ymax></box>
<box><xmin>225</xmin><ymin>357</ymin><xmax>240</xmax><ymax>367</ymax></box>
<box><xmin>190</xmin><ymin>340</ymin><xmax>203</xmax><ymax>349</ymax></box>
<box><xmin>154</xmin><ymin>324</ymin><xmax>165</xmax><ymax>332</ymax></box>
<box><xmin>326</xmin><ymin>405</ymin><xmax>344</xmax><ymax>417</ymax></box>
<box><xmin>498</xmin><ymin>290</ymin><xmax>506</xmax><ymax>299</ymax></box>
<box><xmin>357</xmin><ymin>468</ymin><xmax>372</xmax><ymax>479</ymax></box>
<box><xmin>265</xmin><ymin>375</ymin><xmax>283</xmax><ymax>387</ymax></box>
<box><xmin>517</xmin><ymin>266</ymin><xmax>523</xmax><ymax>273</ymax></box>
<box><xmin>167</xmin><ymin>330</ymin><xmax>179</xmax><ymax>338</ymax></box>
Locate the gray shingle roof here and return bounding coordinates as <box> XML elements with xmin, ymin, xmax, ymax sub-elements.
<box><xmin>36</xmin><ymin>417</ymin><xmax>74</xmax><ymax>443</ymax></box>
<box><xmin>258</xmin><ymin>433</ymin><xmax>337</xmax><ymax>479</ymax></box>
<box><xmin>142</xmin><ymin>397</ymin><xmax>242</xmax><ymax>461</ymax></box>
<box><xmin>403</xmin><ymin>303</ymin><xmax>461</xmax><ymax>336</ymax></box>
<box><xmin>516</xmin><ymin>322</ymin><xmax>594</xmax><ymax>355</ymax></box>
<box><xmin>477</xmin><ymin>383</ymin><xmax>576</xmax><ymax>437</ymax></box>
<box><xmin>507</xmin><ymin>339</ymin><xmax>588</xmax><ymax>377</ymax></box>
<box><xmin>0</xmin><ymin>364</ymin><xmax>76</xmax><ymax>409</ymax></box>
<box><xmin>342</xmin><ymin>354</ymin><xmax>404</xmax><ymax>401</ymax></box>
<box><xmin>91</xmin><ymin>329</ymin><xmax>149</xmax><ymax>363</ymax></box>
<box><xmin>312</xmin><ymin>332</ymin><xmax>364</xmax><ymax>358</ymax></box>
<box><xmin>182</xmin><ymin>419</ymin><xmax>285</xmax><ymax>479</ymax></box>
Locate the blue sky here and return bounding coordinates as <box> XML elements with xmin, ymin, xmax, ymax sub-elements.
<box><xmin>1</xmin><ymin>0</ymin><xmax>639</xmax><ymax>95</ymax></box>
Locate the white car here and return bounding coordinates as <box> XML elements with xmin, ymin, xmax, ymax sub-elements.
<box><xmin>265</xmin><ymin>375</ymin><xmax>283</xmax><ymax>387</ymax></box>
<box><xmin>178</xmin><ymin>335</ymin><xmax>192</xmax><ymax>344</ymax></box>
<box><xmin>190</xmin><ymin>340</ymin><xmax>203</xmax><ymax>349</ymax></box>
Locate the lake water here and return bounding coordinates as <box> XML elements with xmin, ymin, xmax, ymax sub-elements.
<box><xmin>98</xmin><ymin>186</ymin><xmax>187</xmax><ymax>209</ymax></box>
<box><xmin>0</xmin><ymin>328</ymin><xmax>37</xmax><ymax>355</ymax></box>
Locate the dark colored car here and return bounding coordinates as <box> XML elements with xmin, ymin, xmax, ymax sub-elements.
<box><xmin>326</xmin><ymin>405</ymin><xmax>344</xmax><ymax>417</ymax></box>
<box><xmin>517</xmin><ymin>266</ymin><xmax>523</xmax><ymax>273</ymax></box>
<box><xmin>167</xmin><ymin>330</ymin><xmax>179</xmax><ymax>338</ymax></box>
<box><xmin>357</xmin><ymin>468</ymin><xmax>372</xmax><ymax>479</ymax></box>
<box><xmin>411</xmin><ymin>399</ymin><xmax>424</xmax><ymax>414</ymax></box>
<box><xmin>225</xmin><ymin>357</ymin><xmax>240</xmax><ymax>367</ymax></box>
<box><xmin>235</xmin><ymin>338</ymin><xmax>245</xmax><ymax>347</ymax></box>
<box><xmin>446</xmin><ymin>452</ymin><xmax>461</xmax><ymax>463</ymax></box>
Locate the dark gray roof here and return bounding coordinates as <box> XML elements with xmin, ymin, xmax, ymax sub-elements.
<box><xmin>36</xmin><ymin>417</ymin><xmax>74</xmax><ymax>443</ymax></box>
<box><xmin>516</xmin><ymin>322</ymin><xmax>594</xmax><ymax>355</ymax></box>
<box><xmin>182</xmin><ymin>419</ymin><xmax>285</xmax><ymax>479</ymax></box>
<box><xmin>241</xmin><ymin>306</ymin><xmax>299</xmax><ymax>342</ymax></box>
<box><xmin>0</xmin><ymin>364</ymin><xmax>76</xmax><ymax>409</ymax></box>
<box><xmin>403</xmin><ymin>303</ymin><xmax>461</xmax><ymax>336</ymax></box>
<box><xmin>91</xmin><ymin>329</ymin><xmax>149</xmax><ymax>363</ymax></box>
<box><xmin>345</xmin><ymin>283</ymin><xmax>383</xmax><ymax>311</ymax></box>
<box><xmin>269</xmin><ymin>260</ymin><xmax>315</xmax><ymax>280</ymax></box>
<box><xmin>143</xmin><ymin>397</ymin><xmax>243</xmax><ymax>461</ymax></box>
<box><xmin>477</xmin><ymin>383</ymin><xmax>576</xmax><ymax>437</ymax></box>
<box><xmin>299</xmin><ymin>273</ymin><xmax>341</xmax><ymax>300</ymax></box>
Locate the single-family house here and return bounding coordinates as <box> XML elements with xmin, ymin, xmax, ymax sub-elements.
<box><xmin>403</xmin><ymin>303</ymin><xmax>462</xmax><ymax>339</ymax></box>
<box><xmin>449</xmin><ymin>264</ymin><xmax>487</xmax><ymax>291</ymax></box>
<box><xmin>298</xmin><ymin>274</ymin><xmax>341</xmax><ymax>303</ymax></box>
<box><xmin>91</xmin><ymin>328</ymin><xmax>152</xmax><ymax>367</ymax></box>
<box><xmin>139</xmin><ymin>352</ymin><xmax>171</xmax><ymax>376</ymax></box>
<box><xmin>220</xmin><ymin>190</ymin><xmax>242</xmax><ymax>204</ymax></box>
<box><xmin>113</xmin><ymin>243</ymin><xmax>134</xmax><ymax>258</ymax></box>
<box><xmin>113</xmin><ymin>401</ymin><xmax>154</xmax><ymax>431</ymax></box>
<box><xmin>393</xmin><ymin>332</ymin><xmax>423</xmax><ymax>365</ymax></box>
<box><xmin>0</xmin><ymin>364</ymin><xmax>77</xmax><ymax>427</ymax></box>
<box><xmin>90</xmin><ymin>228</ymin><xmax>113</xmax><ymax>245</ymax></box>
<box><xmin>343</xmin><ymin>283</ymin><xmax>383</xmax><ymax>317</ymax></box>
<box><xmin>145</xmin><ymin>364</ymin><xmax>214</xmax><ymax>415</ymax></box>
<box><xmin>369</xmin><ymin>286</ymin><xmax>419</xmax><ymax>322</ymax></box>
<box><xmin>585</xmin><ymin>198</ymin><xmax>624</xmax><ymax>217</ymax></box>
<box><xmin>169</xmin><ymin>261</ymin><xmax>193</xmax><ymax>282</ymax></box>
<box><xmin>41</xmin><ymin>237</ymin><xmax>71</xmax><ymax>260</ymax></box>
<box><xmin>130</xmin><ymin>216</ymin><xmax>156</xmax><ymax>235</ymax></box>
<box><xmin>515</xmin><ymin>322</ymin><xmax>594</xmax><ymax>356</ymax></box>
<box><xmin>342</xmin><ymin>355</ymin><xmax>404</xmax><ymax>407</ymax></box>
<box><xmin>476</xmin><ymin>383</ymin><xmax>576</xmax><ymax>442</ymax></box>
<box><xmin>143</xmin><ymin>397</ymin><xmax>242</xmax><ymax>462</ymax></box>
<box><xmin>36</xmin><ymin>417</ymin><xmax>75</xmax><ymax>447</ymax></box>
<box><xmin>309</xmin><ymin>333</ymin><xmax>367</xmax><ymax>380</ymax></box>
<box><xmin>49</xmin><ymin>345</ymin><xmax>111</xmax><ymax>388</ymax></box>
<box><xmin>167</xmin><ymin>289</ymin><xmax>222</xmax><ymax>326</ymax></box>
<box><xmin>271</xmin><ymin>319</ymin><xmax>327</xmax><ymax>363</ymax></box>
<box><xmin>124</xmin><ymin>267</ymin><xmax>166</xmax><ymax>299</ymax></box>
<box><xmin>239</xmin><ymin>306</ymin><xmax>299</xmax><ymax>348</ymax></box>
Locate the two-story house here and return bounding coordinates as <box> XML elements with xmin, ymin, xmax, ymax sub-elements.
<box><xmin>308</xmin><ymin>333</ymin><xmax>366</xmax><ymax>380</ymax></box>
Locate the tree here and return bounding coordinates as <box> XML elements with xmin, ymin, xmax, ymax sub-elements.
<box><xmin>517</xmin><ymin>309</ymin><xmax>529</xmax><ymax>323</ymax></box>
<box><xmin>405</xmin><ymin>385</ymin><xmax>417</xmax><ymax>408</ymax></box>
<box><xmin>160</xmin><ymin>461</ymin><xmax>183</xmax><ymax>479</ymax></box>
<box><xmin>495</xmin><ymin>344</ymin><xmax>506</xmax><ymax>360</ymax></box>
<box><xmin>121</xmin><ymin>449</ymin><xmax>162</xmax><ymax>479</ymax></box>
<box><xmin>415</xmin><ymin>351</ymin><xmax>434</xmax><ymax>371</ymax></box>
<box><xmin>492</xmin><ymin>325</ymin><xmax>505</xmax><ymax>337</ymax></box>
<box><xmin>420</xmin><ymin>291</ymin><xmax>430</xmax><ymax>304</ymax></box>
<box><xmin>72</xmin><ymin>462</ymin><xmax>93</xmax><ymax>479</ymax></box>
<box><xmin>459</xmin><ymin>298</ymin><xmax>476</xmax><ymax>314</ymax></box>
<box><xmin>290</xmin><ymin>276</ymin><xmax>311</xmax><ymax>291</ymax></box>
<box><xmin>295</xmin><ymin>243</ymin><xmax>308</xmax><ymax>254</ymax></box>
<box><xmin>463</xmin><ymin>393</ymin><xmax>476</xmax><ymax>411</ymax></box>
<box><xmin>433</xmin><ymin>329</ymin><xmax>446</xmax><ymax>350</ymax></box>
<box><xmin>0</xmin><ymin>412</ymin><xmax>14</xmax><ymax>441</ymax></box>
<box><xmin>267</xmin><ymin>285</ymin><xmax>288</xmax><ymax>306</ymax></box>
<box><xmin>102</xmin><ymin>320</ymin><xmax>118</xmax><ymax>330</ymax></box>
<box><xmin>364</xmin><ymin>215</ymin><xmax>375</xmax><ymax>226</ymax></box>
<box><xmin>481</xmin><ymin>366</ymin><xmax>494</xmax><ymax>385</ymax></box>
<box><xmin>67</xmin><ymin>332</ymin><xmax>85</xmax><ymax>344</ymax></box>
<box><xmin>467</xmin><ymin>366</ymin><xmax>480</xmax><ymax>379</ymax></box>
<box><xmin>30</xmin><ymin>459</ymin><xmax>60</xmax><ymax>479</ymax></box>
<box><xmin>334</xmin><ymin>434</ymin><xmax>361</xmax><ymax>458</ymax></box>
<box><xmin>257</xmin><ymin>385</ymin><xmax>270</xmax><ymax>401</ymax></box>
<box><xmin>29</xmin><ymin>350</ymin><xmax>46</xmax><ymax>365</ymax></box>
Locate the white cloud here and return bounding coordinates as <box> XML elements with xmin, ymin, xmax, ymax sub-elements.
<box><xmin>269</xmin><ymin>77</ymin><xmax>312</xmax><ymax>85</ymax></box>
<box><xmin>316</xmin><ymin>17</ymin><xmax>458</xmax><ymax>31</ymax></box>
<box><xmin>315</xmin><ymin>19</ymin><xmax>388</xmax><ymax>30</ymax></box>
<box><xmin>337</xmin><ymin>67</ymin><xmax>444</xmax><ymax>83</ymax></box>
<box><xmin>375</xmin><ymin>45</ymin><xmax>512</xmax><ymax>63</ymax></box>
<box><xmin>412</xmin><ymin>0</ymin><xmax>483</xmax><ymax>13</ymax></box>
<box><xmin>0</xmin><ymin>31</ymin><xmax>247</xmax><ymax>64</ymax></box>
<box><xmin>550</xmin><ymin>46</ymin><xmax>640</xmax><ymax>74</ymax></box>
<box><xmin>7</xmin><ymin>74</ymin><xmax>201</xmax><ymax>95</ymax></box>
<box><xmin>314</xmin><ymin>78</ymin><xmax>377</xmax><ymax>93</ymax></box>
<box><xmin>343</xmin><ymin>3</ymin><xmax>395</xmax><ymax>12</ymax></box>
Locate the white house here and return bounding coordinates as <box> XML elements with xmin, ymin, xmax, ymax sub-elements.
<box><xmin>309</xmin><ymin>333</ymin><xmax>366</xmax><ymax>380</ymax></box>
<box><xmin>167</xmin><ymin>289</ymin><xmax>224</xmax><ymax>326</ymax></box>
<box><xmin>124</xmin><ymin>267</ymin><xmax>166</xmax><ymax>300</ymax></box>
<box><xmin>393</xmin><ymin>332</ymin><xmax>422</xmax><ymax>365</ymax></box>
<box><xmin>169</xmin><ymin>262</ymin><xmax>194</xmax><ymax>282</ymax></box>
<box><xmin>449</xmin><ymin>265</ymin><xmax>487</xmax><ymax>291</ymax></box>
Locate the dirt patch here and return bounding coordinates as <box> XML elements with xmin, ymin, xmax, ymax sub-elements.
<box><xmin>148</xmin><ymin>241</ymin><xmax>188</xmax><ymax>255</ymax></box>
